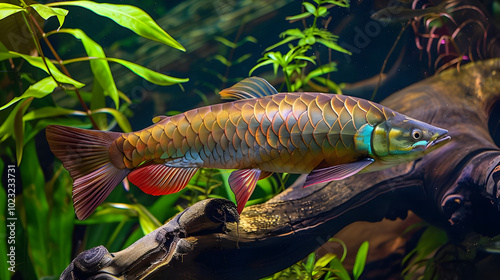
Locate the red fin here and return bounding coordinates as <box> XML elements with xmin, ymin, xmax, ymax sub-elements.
<box><xmin>229</xmin><ymin>169</ymin><xmax>261</xmax><ymax>214</ymax></box>
<box><xmin>46</xmin><ymin>125</ymin><xmax>129</xmax><ymax>220</ymax></box>
<box><xmin>127</xmin><ymin>163</ymin><xmax>198</xmax><ymax>196</ymax></box>
<box><xmin>303</xmin><ymin>158</ymin><xmax>374</xmax><ymax>188</ymax></box>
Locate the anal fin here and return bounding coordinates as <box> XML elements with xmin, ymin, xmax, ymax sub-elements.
<box><xmin>303</xmin><ymin>158</ymin><xmax>374</xmax><ymax>188</ymax></box>
<box><xmin>128</xmin><ymin>163</ymin><xmax>198</xmax><ymax>195</ymax></box>
<box><xmin>229</xmin><ymin>169</ymin><xmax>261</xmax><ymax>214</ymax></box>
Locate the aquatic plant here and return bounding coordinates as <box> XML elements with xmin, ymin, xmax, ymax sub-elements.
<box><xmin>408</xmin><ymin>0</ymin><xmax>489</xmax><ymax>72</ymax></box>
<box><xmin>371</xmin><ymin>0</ymin><xmax>494</xmax><ymax>78</ymax></box>
<box><xmin>197</xmin><ymin>27</ymin><xmax>258</xmax><ymax>98</ymax></box>
<box><xmin>0</xmin><ymin>1</ymin><xmax>186</xmax><ymax>278</ymax></box>
<box><xmin>263</xmin><ymin>239</ymin><xmax>369</xmax><ymax>280</ymax></box>
<box><xmin>401</xmin><ymin>223</ymin><xmax>500</xmax><ymax>280</ymax></box>
<box><xmin>250</xmin><ymin>0</ymin><xmax>351</xmax><ymax>92</ymax></box>
<box><xmin>401</xmin><ymin>223</ymin><xmax>449</xmax><ymax>279</ymax></box>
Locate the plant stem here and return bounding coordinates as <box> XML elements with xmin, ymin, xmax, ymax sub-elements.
<box><xmin>284</xmin><ymin>73</ymin><xmax>292</xmax><ymax>92</ymax></box>
<box><xmin>106</xmin><ymin>219</ymin><xmax>127</xmax><ymax>248</ymax></box>
<box><xmin>59</xmin><ymin>57</ymin><xmax>95</xmax><ymax>64</ymax></box>
<box><xmin>312</xmin><ymin>15</ymin><xmax>318</xmax><ymax>30</ymax></box>
<box><xmin>28</xmin><ymin>13</ymin><xmax>100</xmax><ymax>129</ymax></box>
<box><xmin>371</xmin><ymin>22</ymin><xmax>408</xmax><ymax>101</ymax></box>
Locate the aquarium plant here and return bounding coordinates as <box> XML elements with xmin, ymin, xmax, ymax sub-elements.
<box><xmin>250</xmin><ymin>0</ymin><xmax>351</xmax><ymax>93</ymax></box>
<box><xmin>0</xmin><ymin>1</ymin><xmax>186</xmax><ymax>278</ymax></box>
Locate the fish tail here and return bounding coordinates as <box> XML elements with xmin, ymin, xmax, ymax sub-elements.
<box><xmin>46</xmin><ymin>125</ymin><xmax>130</xmax><ymax>220</ymax></box>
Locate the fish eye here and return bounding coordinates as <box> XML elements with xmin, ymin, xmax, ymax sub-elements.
<box><xmin>411</xmin><ymin>129</ymin><xmax>423</xmax><ymax>140</ymax></box>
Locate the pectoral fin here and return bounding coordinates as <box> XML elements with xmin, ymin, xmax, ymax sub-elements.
<box><xmin>303</xmin><ymin>158</ymin><xmax>374</xmax><ymax>188</ymax></box>
<box><xmin>229</xmin><ymin>168</ymin><xmax>261</xmax><ymax>214</ymax></box>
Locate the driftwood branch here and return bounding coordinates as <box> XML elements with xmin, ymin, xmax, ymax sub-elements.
<box><xmin>61</xmin><ymin>59</ymin><xmax>500</xmax><ymax>280</ymax></box>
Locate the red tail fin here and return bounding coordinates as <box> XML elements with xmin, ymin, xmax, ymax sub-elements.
<box><xmin>46</xmin><ymin>125</ymin><xmax>129</xmax><ymax>220</ymax></box>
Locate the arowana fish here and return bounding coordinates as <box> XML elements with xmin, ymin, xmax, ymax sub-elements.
<box><xmin>46</xmin><ymin>77</ymin><xmax>451</xmax><ymax>220</ymax></box>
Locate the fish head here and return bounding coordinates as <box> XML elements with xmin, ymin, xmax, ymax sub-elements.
<box><xmin>372</xmin><ymin>114</ymin><xmax>451</xmax><ymax>163</ymax></box>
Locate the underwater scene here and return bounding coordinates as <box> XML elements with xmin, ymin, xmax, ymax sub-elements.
<box><xmin>1</xmin><ymin>0</ymin><xmax>500</xmax><ymax>279</ymax></box>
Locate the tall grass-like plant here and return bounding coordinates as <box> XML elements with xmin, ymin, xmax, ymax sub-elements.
<box><xmin>0</xmin><ymin>1</ymin><xmax>187</xmax><ymax>278</ymax></box>
<box><xmin>250</xmin><ymin>0</ymin><xmax>351</xmax><ymax>93</ymax></box>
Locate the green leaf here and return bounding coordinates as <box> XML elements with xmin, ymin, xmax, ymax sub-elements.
<box><xmin>281</xmin><ymin>28</ymin><xmax>305</xmax><ymax>38</ymax></box>
<box><xmin>294</xmin><ymin>55</ymin><xmax>317</xmax><ymax>64</ymax></box>
<box><xmin>20</xmin><ymin>138</ymin><xmax>49</xmax><ymax>277</ymax></box>
<box><xmin>54</xmin><ymin>28</ymin><xmax>119</xmax><ymax>108</ymax></box>
<box><xmin>304</xmin><ymin>62</ymin><xmax>337</xmax><ymax>83</ymax></box>
<box><xmin>213</xmin><ymin>54</ymin><xmax>231</xmax><ymax>67</ymax></box>
<box><xmin>48</xmin><ymin>167</ymin><xmax>75</xmax><ymax>274</ymax></box>
<box><xmin>14</xmin><ymin>98</ymin><xmax>33</xmax><ymax>165</ymax></box>
<box><xmin>352</xmin><ymin>241</ymin><xmax>369</xmax><ymax>280</ymax></box>
<box><xmin>237</xmin><ymin>36</ymin><xmax>258</xmax><ymax>46</ymax></box>
<box><xmin>264</xmin><ymin>36</ymin><xmax>299</xmax><ymax>52</ymax></box>
<box><xmin>91</xmin><ymin>107</ymin><xmax>132</xmax><ymax>132</ymax></box>
<box><xmin>329</xmin><ymin>257</ymin><xmax>351</xmax><ymax>280</ymax></box>
<box><xmin>249</xmin><ymin>59</ymin><xmax>274</xmax><ymax>76</ymax></box>
<box><xmin>324</xmin><ymin>0</ymin><xmax>350</xmax><ymax>8</ymax></box>
<box><xmin>215</xmin><ymin>36</ymin><xmax>236</xmax><ymax>49</ymax></box>
<box><xmin>402</xmin><ymin>225</ymin><xmax>447</xmax><ymax>274</ymax></box>
<box><xmin>303</xmin><ymin>2</ymin><xmax>317</xmax><ymax>14</ymax></box>
<box><xmin>0</xmin><ymin>51</ymin><xmax>85</xmax><ymax>87</ymax></box>
<box><xmin>134</xmin><ymin>204</ymin><xmax>161</xmax><ymax>234</ymax></box>
<box><xmin>25</xmin><ymin>118</ymin><xmax>90</xmax><ymax>144</ymax></box>
<box><xmin>286</xmin><ymin>12</ymin><xmax>312</xmax><ymax>21</ymax></box>
<box><xmin>233</xmin><ymin>53</ymin><xmax>252</xmax><ymax>64</ymax></box>
<box><xmin>0</xmin><ymin>102</ymin><xmax>21</xmax><ymax>142</ymax></box>
<box><xmin>315</xmin><ymin>253</ymin><xmax>337</xmax><ymax>270</ymax></box>
<box><xmin>316</xmin><ymin>38</ymin><xmax>352</xmax><ymax>55</ymax></box>
<box><xmin>23</xmin><ymin>106</ymin><xmax>84</xmax><ymax>121</ymax></box>
<box><xmin>30</xmin><ymin>4</ymin><xmax>68</xmax><ymax>29</ymax></box>
<box><xmin>305</xmin><ymin>35</ymin><xmax>316</xmax><ymax>45</ymax></box>
<box><xmin>48</xmin><ymin>1</ymin><xmax>185</xmax><ymax>51</ymax></box>
<box><xmin>98</xmin><ymin>57</ymin><xmax>188</xmax><ymax>86</ymax></box>
<box><xmin>318</xmin><ymin>6</ymin><xmax>328</xmax><ymax>17</ymax></box>
<box><xmin>305</xmin><ymin>252</ymin><xmax>316</xmax><ymax>272</ymax></box>
<box><xmin>77</xmin><ymin>203</ymin><xmax>134</xmax><ymax>224</ymax></box>
<box><xmin>0</xmin><ymin>3</ymin><xmax>25</xmax><ymax>20</ymax></box>
<box><xmin>0</xmin><ymin>77</ymin><xmax>58</xmax><ymax>110</ymax></box>
<box><xmin>90</xmin><ymin>78</ymin><xmax>108</xmax><ymax>129</ymax></box>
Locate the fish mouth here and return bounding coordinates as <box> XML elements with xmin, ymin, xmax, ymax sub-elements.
<box><xmin>425</xmin><ymin>134</ymin><xmax>451</xmax><ymax>149</ymax></box>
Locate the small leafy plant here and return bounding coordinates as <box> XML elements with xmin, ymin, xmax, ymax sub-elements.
<box><xmin>263</xmin><ymin>239</ymin><xmax>369</xmax><ymax>280</ymax></box>
<box><xmin>250</xmin><ymin>0</ymin><xmax>351</xmax><ymax>93</ymax></box>
<box><xmin>401</xmin><ymin>224</ymin><xmax>448</xmax><ymax>279</ymax></box>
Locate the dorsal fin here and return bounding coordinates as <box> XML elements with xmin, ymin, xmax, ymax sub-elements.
<box><xmin>219</xmin><ymin>77</ymin><xmax>278</xmax><ymax>100</ymax></box>
<box><xmin>152</xmin><ymin>116</ymin><xmax>167</xmax><ymax>123</ymax></box>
